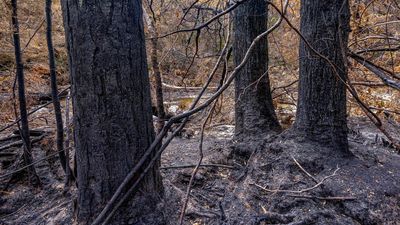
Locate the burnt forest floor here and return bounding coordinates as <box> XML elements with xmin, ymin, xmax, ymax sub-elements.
<box><xmin>1</xmin><ymin>117</ymin><xmax>400</xmax><ymax>225</ymax></box>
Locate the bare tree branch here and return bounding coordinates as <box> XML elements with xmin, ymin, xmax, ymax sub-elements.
<box><xmin>349</xmin><ymin>53</ymin><xmax>400</xmax><ymax>91</ymax></box>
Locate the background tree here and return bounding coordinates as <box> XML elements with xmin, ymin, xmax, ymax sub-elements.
<box><xmin>294</xmin><ymin>0</ymin><xmax>351</xmax><ymax>153</ymax></box>
<box><xmin>11</xmin><ymin>0</ymin><xmax>39</xmax><ymax>186</ymax></box>
<box><xmin>61</xmin><ymin>0</ymin><xmax>163</xmax><ymax>224</ymax></box>
<box><xmin>44</xmin><ymin>0</ymin><xmax>70</xmax><ymax>180</ymax></box>
<box><xmin>232</xmin><ymin>0</ymin><xmax>281</xmax><ymax>138</ymax></box>
<box><xmin>143</xmin><ymin>3</ymin><xmax>166</xmax><ymax>134</ymax></box>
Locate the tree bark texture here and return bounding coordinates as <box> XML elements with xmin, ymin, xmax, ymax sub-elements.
<box><xmin>295</xmin><ymin>0</ymin><xmax>351</xmax><ymax>152</ymax></box>
<box><xmin>61</xmin><ymin>1</ymin><xmax>163</xmax><ymax>224</ymax></box>
<box><xmin>233</xmin><ymin>0</ymin><xmax>281</xmax><ymax>137</ymax></box>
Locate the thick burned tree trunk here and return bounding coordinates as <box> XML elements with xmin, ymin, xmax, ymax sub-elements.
<box><xmin>233</xmin><ymin>0</ymin><xmax>281</xmax><ymax>138</ymax></box>
<box><xmin>61</xmin><ymin>1</ymin><xmax>163</xmax><ymax>224</ymax></box>
<box><xmin>294</xmin><ymin>0</ymin><xmax>351</xmax><ymax>153</ymax></box>
<box><xmin>45</xmin><ymin>0</ymin><xmax>69</xmax><ymax>177</ymax></box>
<box><xmin>11</xmin><ymin>0</ymin><xmax>39</xmax><ymax>186</ymax></box>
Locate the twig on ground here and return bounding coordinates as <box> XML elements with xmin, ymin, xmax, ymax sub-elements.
<box><xmin>252</xmin><ymin>167</ymin><xmax>340</xmax><ymax>194</ymax></box>
<box><xmin>291</xmin><ymin>156</ymin><xmax>318</xmax><ymax>184</ymax></box>
<box><xmin>0</xmin><ymin>134</ymin><xmax>20</xmax><ymax>143</ymax></box>
<box><xmin>287</xmin><ymin>194</ymin><xmax>356</xmax><ymax>201</ymax></box>
<box><xmin>160</xmin><ymin>164</ymin><xmax>234</xmax><ymax>170</ymax></box>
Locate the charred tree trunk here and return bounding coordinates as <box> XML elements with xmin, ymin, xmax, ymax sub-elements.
<box><xmin>61</xmin><ymin>1</ymin><xmax>163</xmax><ymax>224</ymax></box>
<box><xmin>233</xmin><ymin>0</ymin><xmax>281</xmax><ymax>138</ymax></box>
<box><xmin>45</xmin><ymin>0</ymin><xmax>70</xmax><ymax>178</ymax></box>
<box><xmin>294</xmin><ymin>0</ymin><xmax>351</xmax><ymax>153</ymax></box>
<box><xmin>143</xmin><ymin>6</ymin><xmax>166</xmax><ymax>134</ymax></box>
<box><xmin>11</xmin><ymin>0</ymin><xmax>39</xmax><ymax>186</ymax></box>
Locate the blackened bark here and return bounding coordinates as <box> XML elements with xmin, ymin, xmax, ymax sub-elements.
<box><xmin>45</xmin><ymin>0</ymin><xmax>68</xmax><ymax>175</ymax></box>
<box><xmin>295</xmin><ymin>0</ymin><xmax>351</xmax><ymax>152</ymax></box>
<box><xmin>61</xmin><ymin>1</ymin><xmax>163</xmax><ymax>224</ymax></box>
<box><xmin>11</xmin><ymin>0</ymin><xmax>39</xmax><ymax>186</ymax></box>
<box><xmin>233</xmin><ymin>0</ymin><xmax>281</xmax><ymax>137</ymax></box>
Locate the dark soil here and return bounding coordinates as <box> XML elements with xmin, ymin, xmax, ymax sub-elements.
<box><xmin>221</xmin><ymin>134</ymin><xmax>400</xmax><ymax>225</ymax></box>
<box><xmin>1</xmin><ymin>118</ymin><xmax>399</xmax><ymax>225</ymax></box>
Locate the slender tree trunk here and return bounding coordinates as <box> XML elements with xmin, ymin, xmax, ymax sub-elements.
<box><xmin>64</xmin><ymin>90</ymin><xmax>73</xmax><ymax>186</ymax></box>
<box><xmin>143</xmin><ymin>6</ymin><xmax>166</xmax><ymax>134</ymax></box>
<box><xmin>61</xmin><ymin>1</ymin><xmax>163</xmax><ymax>224</ymax></box>
<box><xmin>232</xmin><ymin>0</ymin><xmax>281</xmax><ymax>138</ymax></box>
<box><xmin>45</xmin><ymin>0</ymin><xmax>69</xmax><ymax>177</ymax></box>
<box><xmin>294</xmin><ymin>0</ymin><xmax>351</xmax><ymax>153</ymax></box>
<box><xmin>11</xmin><ymin>0</ymin><xmax>39</xmax><ymax>186</ymax></box>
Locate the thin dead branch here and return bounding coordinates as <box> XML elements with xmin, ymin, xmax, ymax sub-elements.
<box><xmin>252</xmin><ymin>167</ymin><xmax>340</xmax><ymax>194</ymax></box>
<box><xmin>291</xmin><ymin>156</ymin><xmax>318</xmax><ymax>184</ymax></box>
<box><xmin>287</xmin><ymin>195</ymin><xmax>356</xmax><ymax>201</ymax></box>
<box><xmin>155</xmin><ymin>0</ymin><xmax>248</xmax><ymax>39</ymax></box>
<box><xmin>349</xmin><ymin>53</ymin><xmax>400</xmax><ymax>90</ymax></box>
<box><xmin>160</xmin><ymin>164</ymin><xmax>234</xmax><ymax>170</ymax></box>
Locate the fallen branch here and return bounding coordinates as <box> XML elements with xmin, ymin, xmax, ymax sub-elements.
<box><xmin>370</xmin><ymin>107</ymin><xmax>400</xmax><ymax>115</ymax></box>
<box><xmin>349</xmin><ymin>53</ymin><xmax>400</xmax><ymax>91</ymax></box>
<box><xmin>252</xmin><ymin>167</ymin><xmax>340</xmax><ymax>194</ymax></box>
<box><xmin>351</xmin><ymin>81</ymin><xmax>386</xmax><ymax>87</ymax></box>
<box><xmin>291</xmin><ymin>156</ymin><xmax>318</xmax><ymax>184</ymax></box>
<box><xmin>287</xmin><ymin>194</ymin><xmax>356</xmax><ymax>201</ymax></box>
<box><xmin>355</xmin><ymin>45</ymin><xmax>400</xmax><ymax>54</ymax></box>
<box><xmin>0</xmin><ymin>135</ymin><xmax>20</xmax><ymax>143</ymax></box>
<box><xmin>0</xmin><ymin>134</ymin><xmax>45</xmax><ymax>151</ymax></box>
<box><xmin>160</xmin><ymin>164</ymin><xmax>234</xmax><ymax>170</ymax></box>
<box><xmin>162</xmin><ymin>82</ymin><xmax>217</xmax><ymax>91</ymax></box>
